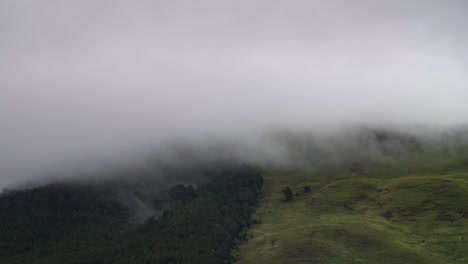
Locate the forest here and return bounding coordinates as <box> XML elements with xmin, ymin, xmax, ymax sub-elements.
<box><xmin>0</xmin><ymin>165</ymin><xmax>263</xmax><ymax>264</ymax></box>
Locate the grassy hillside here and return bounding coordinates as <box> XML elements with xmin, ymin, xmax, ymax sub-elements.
<box><xmin>237</xmin><ymin>163</ymin><xmax>468</xmax><ymax>263</ymax></box>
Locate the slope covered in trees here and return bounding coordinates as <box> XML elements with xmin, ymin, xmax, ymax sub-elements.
<box><xmin>0</xmin><ymin>166</ymin><xmax>263</xmax><ymax>264</ymax></box>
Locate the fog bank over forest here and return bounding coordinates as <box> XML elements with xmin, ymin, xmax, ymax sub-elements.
<box><xmin>1</xmin><ymin>1</ymin><xmax>468</xmax><ymax>188</ymax></box>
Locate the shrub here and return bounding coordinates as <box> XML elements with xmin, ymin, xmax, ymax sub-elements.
<box><xmin>282</xmin><ymin>186</ymin><xmax>293</xmax><ymax>201</ymax></box>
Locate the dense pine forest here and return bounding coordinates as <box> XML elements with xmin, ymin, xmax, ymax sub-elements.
<box><xmin>0</xmin><ymin>166</ymin><xmax>263</xmax><ymax>264</ymax></box>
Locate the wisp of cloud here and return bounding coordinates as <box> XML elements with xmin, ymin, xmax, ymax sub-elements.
<box><xmin>1</xmin><ymin>0</ymin><xmax>468</xmax><ymax>188</ymax></box>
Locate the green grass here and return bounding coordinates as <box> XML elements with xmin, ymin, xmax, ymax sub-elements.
<box><xmin>237</xmin><ymin>164</ymin><xmax>468</xmax><ymax>263</ymax></box>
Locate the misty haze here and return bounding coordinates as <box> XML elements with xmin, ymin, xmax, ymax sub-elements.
<box><xmin>1</xmin><ymin>1</ymin><xmax>468</xmax><ymax>264</ymax></box>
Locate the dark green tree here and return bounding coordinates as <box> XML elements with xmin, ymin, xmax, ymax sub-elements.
<box><xmin>282</xmin><ymin>186</ymin><xmax>293</xmax><ymax>201</ymax></box>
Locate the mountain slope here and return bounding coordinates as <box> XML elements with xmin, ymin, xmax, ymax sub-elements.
<box><xmin>0</xmin><ymin>166</ymin><xmax>263</xmax><ymax>264</ymax></box>
<box><xmin>237</xmin><ymin>166</ymin><xmax>468</xmax><ymax>263</ymax></box>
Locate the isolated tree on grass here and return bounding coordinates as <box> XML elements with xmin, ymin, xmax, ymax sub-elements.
<box><xmin>282</xmin><ymin>186</ymin><xmax>293</xmax><ymax>201</ymax></box>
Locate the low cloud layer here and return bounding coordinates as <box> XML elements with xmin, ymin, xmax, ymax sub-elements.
<box><xmin>1</xmin><ymin>0</ymin><xmax>468</xmax><ymax>188</ymax></box>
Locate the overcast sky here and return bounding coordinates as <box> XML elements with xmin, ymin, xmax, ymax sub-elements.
<box><xmin>1</xmin><ymin>0</ymin><xmax>468</xmax><ymax>188</ymax></box>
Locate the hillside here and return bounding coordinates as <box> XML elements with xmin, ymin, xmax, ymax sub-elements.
<box><xmin>1</xmin><ymin>127</ymin><xmax>468</xmax><ymax>263</ymax></box>
<box><xmin>237</xmin><ymin>162</ymin><xmax>468</xmax><ymax>263</ymax></box>
<box><xmin>0</xmin><ymin>166</ymin><xmax>263</xmax><ymax>264</ymax></box>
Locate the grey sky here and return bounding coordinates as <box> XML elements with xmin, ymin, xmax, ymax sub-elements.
<box><xmin>1</xmin><ymin>0</ymin><xmax>468</xmax><ymax>188</ymax></box>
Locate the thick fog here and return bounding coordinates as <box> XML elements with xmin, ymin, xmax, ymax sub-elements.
<box><xmin>1</xmin><ymin>0</ymin><xmax>468</xmax><ymax>188</ymax></box>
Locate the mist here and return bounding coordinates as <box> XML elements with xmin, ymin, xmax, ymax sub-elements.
<box><xmin>1</xmin><ymin>0</ymin><xmax>468</xmax><ymax>188</ymax></box>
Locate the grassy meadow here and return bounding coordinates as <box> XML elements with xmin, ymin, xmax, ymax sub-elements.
<box><xmin>237</xmin><ymin>159</ymin><xmax>468</xmax><ymax>263</ymax></box>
